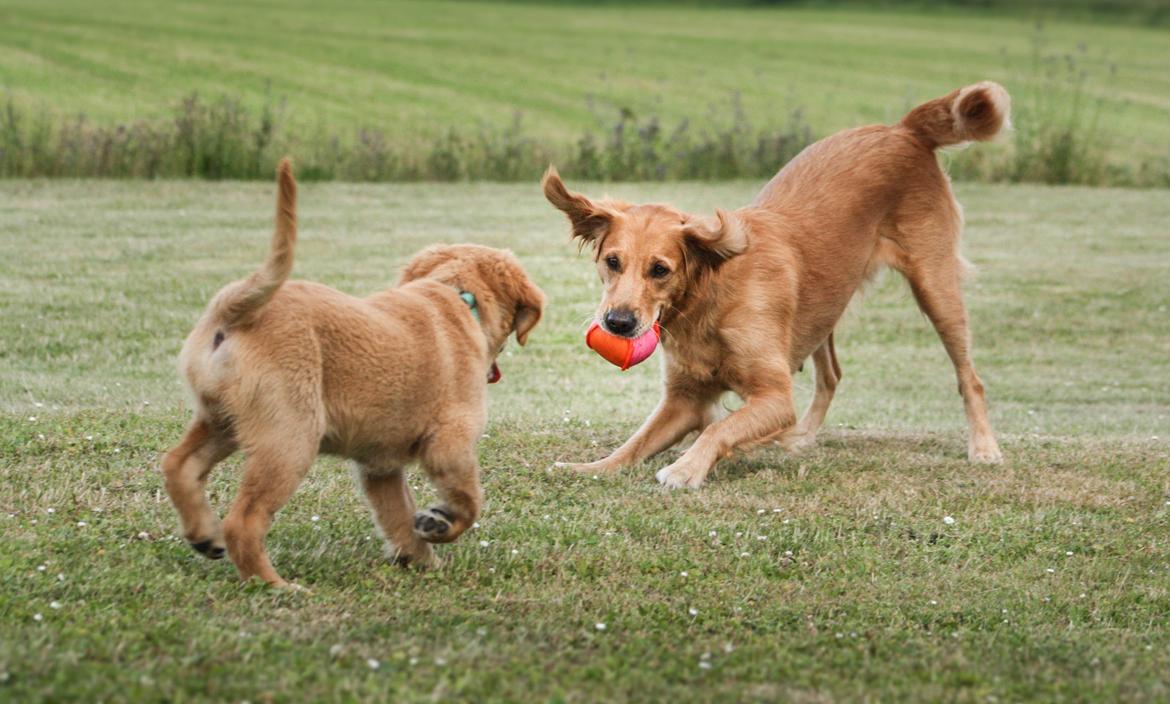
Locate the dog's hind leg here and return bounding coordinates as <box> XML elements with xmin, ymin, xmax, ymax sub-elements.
<box><xmin>356</xmin><ymin>464</ymin><xmax>435</xmax><ymax>568</ymax></box>
<box><xmin>780</xmin><ymin>333</ymin><xmax>842</xmax><ymax>453</ymax></box>
<box><xmin>222</xmin><ymin>433</ymin><xmax>318</xmax><ymax>588</ymax></box>
<box><xmin>162</xmin><ymin>418</ymin><xmax>237</xmax><ymax>559</ymax></box>
<box><xmin>901</xmin><ymin>257</ymin><xmax>1002</xmax><ymax>463</ymax></box>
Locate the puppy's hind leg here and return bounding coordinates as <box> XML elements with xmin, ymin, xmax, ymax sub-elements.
<box><xmin>356</xmin><ymin>463</ymin><xmax>435</xmax><ymax>568</ymax></box>
<box><xmin>902</xmin><ymin>257</ymin><xmax>1002</xmax><ymax>463</ymax></box>
<box><xmin>162</xmin><ymin>418</ymin><xmax>237</xmax><ymax>559</ymax></box>
<box><xmin>222</xmin><ymin>434</ymin><xmax>318</xmax><ymax>588</ymax></box>
<box><xmin>413</xmin><ymin>429</ymin><xmax>482</xmax><ymax>545</ymax></box>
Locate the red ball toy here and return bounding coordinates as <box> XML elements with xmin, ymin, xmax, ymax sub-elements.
<box><xmin>585</xmin><ymin>320</ymin><xmax>661</xmax><ymax>370</ymax></box>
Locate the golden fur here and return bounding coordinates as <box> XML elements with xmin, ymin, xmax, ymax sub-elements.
<box><xmin>162</xmin><ymin>160</ymin><xmax>545</xmax><ymax>586</ymax></box>
<box><xmin>543</xmin><ymin>82</ymin><xmax>1008</xmax><ymax>488</ymax></box>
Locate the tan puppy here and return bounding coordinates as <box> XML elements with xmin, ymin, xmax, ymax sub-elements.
<box><xmin>543</xmin><ymin>82</ymin><xmax>1008</xmax><ymax>488</ymax></box>
<box><xmin>162</xmin><ymin>160</ymin><xmax>545</xmax><ymax>586</ymax></box>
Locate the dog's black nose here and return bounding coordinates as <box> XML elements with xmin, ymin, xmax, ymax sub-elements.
<box><xmin>604</xmin><ymin>309</ymin><xmax>638</xmax><ymax>336</ymax></box>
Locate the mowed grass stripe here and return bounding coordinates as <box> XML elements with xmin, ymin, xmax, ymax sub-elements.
<box><xmin>1</xmin><ymin>1</ymin><xmax>1169</xmax><ymax>163</ymax></box>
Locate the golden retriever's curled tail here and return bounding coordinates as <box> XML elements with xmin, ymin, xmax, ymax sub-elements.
<box><xmin>211</xmin><ymin>158</ymin><xmax>297</xmax><ymax>328</ymax></box>
<box><xmin>900</xmin><ymin>81</ymin><xmax>1011</xmax><ymax>150</ymax></box>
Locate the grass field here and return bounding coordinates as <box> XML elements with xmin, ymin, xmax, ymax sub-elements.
<box><xmin>1</xmin><ymin>178</ymin><xmax>1168</xmax><ymax>701</ymax></box>
<box><xmin>2</xmin><ymin>0</ymin><xmax>1169</xmax><ymax>179</ymax></box>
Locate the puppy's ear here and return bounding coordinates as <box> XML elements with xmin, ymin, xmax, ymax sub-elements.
<box><xmin>681</xmin><ymin>209</ymin><xmax>748</xmax><ymax>267</ymax></box>
<box><xmin>542</xmin><ymin>166</ymin><xmax>613</xmax><ymax>248</ymax></box>
<box><xmin>512</xmin><ymin>278</ymin><xmax>546</xmax><ymax>346</ymax></box>
<box><xmin>399</xmin><ymin>245</ymin><xmax>452</xmax><ymax>285</ymax></box>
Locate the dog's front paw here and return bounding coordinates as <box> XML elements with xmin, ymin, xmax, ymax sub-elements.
<box><xmin>778</xmin><ymin>431</ymin><xmax>817</xmax><ymax>454</ymax></box>
<box><xmin>655</xmin><ymin>459</ymin><xmax>708</xmax><ymax>490</ymax></box>
<box><xmin>412</xmin><ymin>506</ymin><xmax>455</xmax><ymax>543</ymax></box>
<box><xmin>554</xmin><ymin>459</ymin><xmax>619</xmax><ymax>474</ymax></box>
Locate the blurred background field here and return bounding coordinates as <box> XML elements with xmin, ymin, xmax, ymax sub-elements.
<box><xmin>1</xmin><ymin>0</ymin><xmax>1168</xmax><ymax>184</ymax></box>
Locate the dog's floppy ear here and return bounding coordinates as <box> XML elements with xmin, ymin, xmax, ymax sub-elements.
<box><xmin>512</xmin><ymin>278</ymin><xmax>546</xmax><ymax>346</ymax></box>
<box><xmin>542</xmin><ymin>166</ymin><xmax>613</xmax><ymax>248</ymax></box>
<box><xmin>681</xmin><ymin>209</ymin><xmax>748</xmax><ymax>267</ymax></box>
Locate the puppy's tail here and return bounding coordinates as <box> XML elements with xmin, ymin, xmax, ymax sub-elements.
<box><xmin>900</xmin><ymin>81</ymin><xmax>1010</xmax><ymax>150</ymax></box>
<box><xmin>212</xmin><ymin>158</ymin><xmax>297</xmax><ymax>328</ymax></box>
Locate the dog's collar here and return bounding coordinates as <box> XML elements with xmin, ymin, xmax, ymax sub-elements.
<box><xmin>453</xmin><ymin>287</ymin><xmax>501</xmax><ymax>384</ymax></box>
<box><xmin>458</xmin><ymin>290</ymin><xmax>481</xmax><ymax>321</ymax></box>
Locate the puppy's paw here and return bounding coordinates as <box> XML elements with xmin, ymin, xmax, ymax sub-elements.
<box><xmin>388</xmin><ymin>539</ymin><xmax>437</xmax><ymax>569</ymax></box>
<box><xmin>413</xmin><ymin>506</ymin><xmax>455</xmax><ymax>543</ymax></box>
<box><xmin>188</xmin><ymin>538</ymin><xmax>226</xmax><ymax>560</ymax></box>
<box><xmin>655</xmin><ymin>460</ymin><xmax>707</xmax><ymax>490</ymax></box>
<box><xmin>273</xmin><ymin>580</ymin><xmax>311</xmax><ymax>593</ymax></box>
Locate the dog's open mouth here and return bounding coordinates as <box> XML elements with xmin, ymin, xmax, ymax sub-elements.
<box><xmin>488</xmin><ymin>361</ymin><xmax>501</xmax><ymax>384</ymax></box>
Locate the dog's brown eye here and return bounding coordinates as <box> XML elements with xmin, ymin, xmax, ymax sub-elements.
<box><xmin>605</xmin><ymin>256</ymin><xmax>621</xmax><ymax>272</ymax></box>
<box><xmin>650</xmin><ymin>263</ymin><xmax>670</xmax><ymax>278</ymax></box>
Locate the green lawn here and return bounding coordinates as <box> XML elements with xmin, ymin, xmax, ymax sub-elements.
<box><xmin>1</xmin><ymin>178</ymin><xmax>1168</xmax><ymax>701</ymax></box>
<box><xmin>1</xmin><ymin>0</ymin><xmax>1168</xmax><ymax>169</ymax></box>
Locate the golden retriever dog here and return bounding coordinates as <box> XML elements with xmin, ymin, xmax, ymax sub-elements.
<box><xmin>543</xmin><ymin>82</ymin><xmax>1008</xmax><ymax>489</ymax></box>
<box><xmin>162</xmin><ymin>160</ymin><xmax>545</xmax><ymax>587</ymax></box>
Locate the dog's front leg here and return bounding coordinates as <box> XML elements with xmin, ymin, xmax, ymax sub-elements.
<box><xmin>557</xmin><ymin>390</ymin><xmax>713</xmax><ymax>474</ymax></box>
<box><xmin>656</xmin><ymin>378</ymin><xmax>795</xmax><ymax>490</ymax></box>
<box><xmin>413</xmin><ymin>435</ymin><xmax>483</xmax><ymax>545</ymax></box>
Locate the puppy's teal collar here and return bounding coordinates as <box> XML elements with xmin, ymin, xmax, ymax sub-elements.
<box><xmin>459</xmin><ymin>290</ymin><xmax>480</xmax><ymax>321</ymax></box>
<box><xmin>454</xmin><ymin>287</ymin><xmax>501</xmax><ymax>384</ymax></box>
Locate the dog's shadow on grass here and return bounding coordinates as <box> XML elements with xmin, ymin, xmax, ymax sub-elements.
<box><xmin>707</xmin><ymin>430</ymin><xmax>972</xmax><ymax>485</ymax></box>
